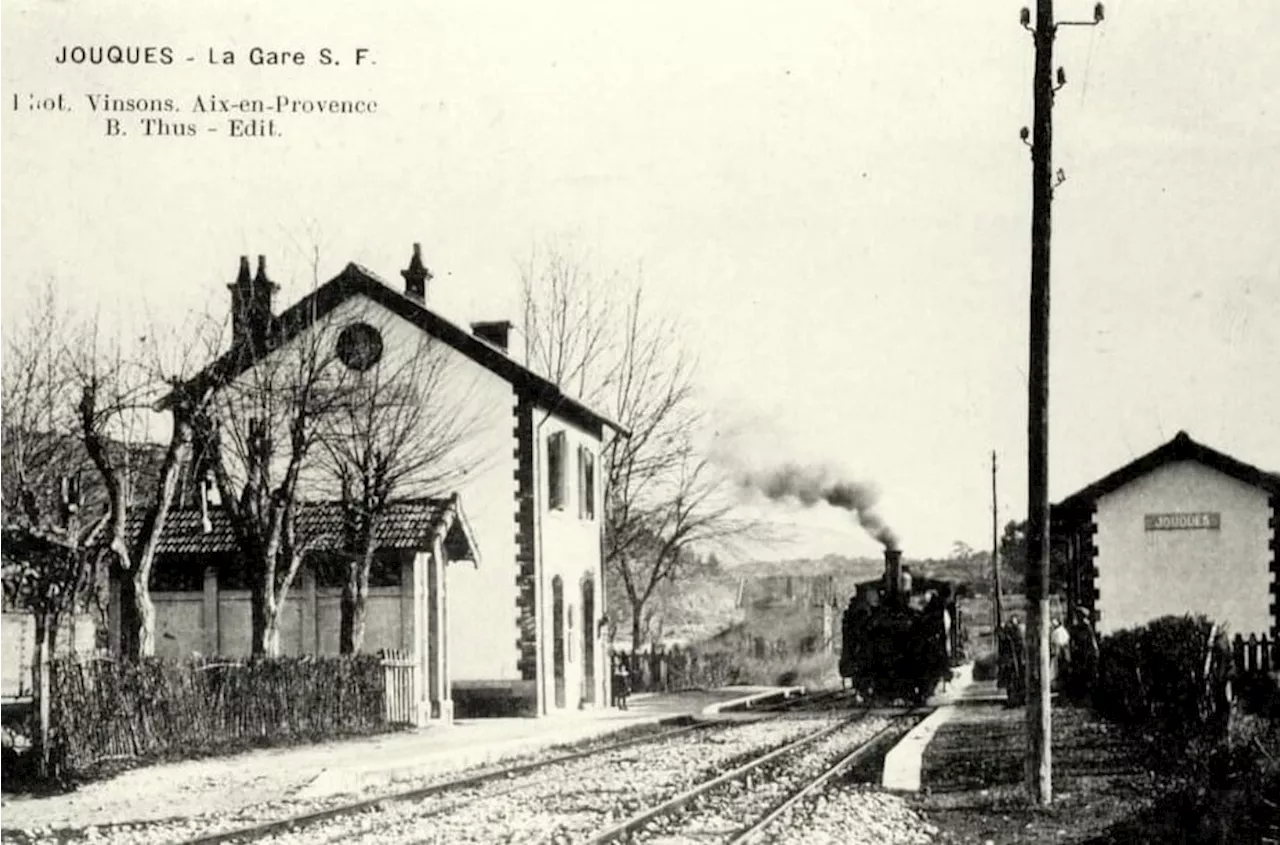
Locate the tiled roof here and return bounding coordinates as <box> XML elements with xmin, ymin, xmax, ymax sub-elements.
<box><xmin>173</xmin><ymin>262</ymin><xmax>628</xmax><ymax>438</ymax></box>
<box><xmin>125</xmin><ymin>497</ymin><xmax>473</xmax><ymax>557</ymax></box>
<box><xmin>1055</xmin><ymin>430</ymin><xmax>1280</xmax><ymax>511</ymax></box>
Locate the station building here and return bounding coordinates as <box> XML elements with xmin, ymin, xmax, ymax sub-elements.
<box><xmin>1052</xmin><ymin>431</ymin><xmax>1279</xmax><ymax>639</ymax></box>
<box><xmin>123</xmin><ymin>247</ymin><xmax>627</xmax><ymax>721</ymax></box>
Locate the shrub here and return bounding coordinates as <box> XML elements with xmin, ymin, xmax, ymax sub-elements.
<box><xmin>1234</xmin><ymin>670</ymin><xmax>1280</xmax><ymax>719</ymax></box>
<box><xmin>1092</xmin><ymin>614</ymin><xmax>1231</xmax><ymax>740</ymax></box>
<box><xmin>48</xmin><ymin>654</ymin><xmax>393</xmax><ymax>781</ymax></box>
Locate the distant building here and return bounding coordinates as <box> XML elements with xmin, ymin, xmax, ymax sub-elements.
<box><xmin>1052</xmin><ymin>431</ymin><xmax>1279</xmax><ymax>638</ymax></box>
<box><xmin>736</xmin><ymin>575</ymin><xmax>840</xmax><ymax>654</ymax></box>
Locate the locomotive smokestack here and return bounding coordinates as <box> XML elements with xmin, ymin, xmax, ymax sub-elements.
<box><xmin>884</xmin><ymin>548</ymin><xmax>904</xmax><ymax>596</ymax></box>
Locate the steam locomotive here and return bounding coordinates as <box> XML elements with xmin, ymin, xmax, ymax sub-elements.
<box><xmin>839</xmin><ymin>548</ymin><xmax>965</xmax><ymax>704</ymax></box>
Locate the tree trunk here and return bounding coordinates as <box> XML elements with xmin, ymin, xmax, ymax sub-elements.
<box><xmin>630</xmin><ymin>607</ymin><xmax>644</xmax><ymax>675</ymax></box>
<box><xmin>339</xmin><ymin>568</ymin><xmax>371</xmax><ymax>655</ymax></box>
<box><xmin>251</xmin><ymin>575</ymin><xmax>275</xmax><ymax>656</ymax></box>
<box><xmin>340</xmin><ymin>541</ymin><xmax>376</xmax><ymax>655</ymax></box>
<box><xmin>117</xmin><ymin>568</ymin><xmax>155</xmax><ymax>660</ymax></box>
<box><xmin>31</xmin><ymin>612</ymin><xmax>51</xmax><ymax>779</ymax></box>
<box><xmin>339</xmin><ymin>572</ymin><xmax>358</xmax><ymax>655</ymax></box>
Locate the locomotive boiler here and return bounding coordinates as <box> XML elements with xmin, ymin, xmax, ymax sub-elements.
<box><xmin>839</xmin><ymin>548</ymin><xmax>965</xmax><ymax>704</ymax></box>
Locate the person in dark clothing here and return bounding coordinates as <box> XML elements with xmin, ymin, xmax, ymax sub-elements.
<box><xmin>612</xmin><ymin>660</ymin><xmax>631</xmax><ymax>710</ymax></box>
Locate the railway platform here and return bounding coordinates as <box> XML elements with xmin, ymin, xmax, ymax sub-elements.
<box><xmin>0</xmin><ymin>686</ymin><xmax>792</xmax><ymax>832</ymax></box>
<box><xmin>881</xmin><ymin>662</ymin><xmax>1004</xmax><ymax>791</ymax></box>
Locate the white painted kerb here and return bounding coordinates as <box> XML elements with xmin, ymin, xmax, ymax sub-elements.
<box><xmin>881</xmin><ymin>705</ymin><xmax>953</xmax><ymax>791</ymax></box>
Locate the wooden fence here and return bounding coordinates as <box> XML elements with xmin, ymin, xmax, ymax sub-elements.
<box><xmin>379</xmin><ymin>649</ymin><xmax>416</xmax><ymax>725</ymax></box>
<box><xmin>47</xmin><ymin>654</ymin><xmax>391</xmax><ymax>777</ymax></box>
<box><xmin>1231</xmin><ymin>633</ymin><xmax>1277</xmax><ymax>675</ymax></box>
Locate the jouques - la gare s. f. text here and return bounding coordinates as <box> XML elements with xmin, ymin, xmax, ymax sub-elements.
<box><xmin>54</xmin><ymin>45</ymin><xmax>373</xmax><ymax>67</ymax></box>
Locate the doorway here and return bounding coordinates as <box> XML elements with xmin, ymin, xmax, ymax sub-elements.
<box><xmin>552</xmin><ymin>575</ymin><xmax>566</xmax><ymax>709</ymax></box>
<box><xmin>582</xmin><ymin>576</ymin><xmax>596</xmax><ymax>703</ymax></box>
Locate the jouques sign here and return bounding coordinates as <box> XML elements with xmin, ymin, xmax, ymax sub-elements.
<box><xmin>1144</xmin><ymin>512</ymin><xmax>1221</xmax><ymax>531</ymax></box>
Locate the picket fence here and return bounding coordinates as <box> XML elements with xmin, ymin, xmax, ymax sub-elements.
<box><xmin>1231</xmin><ymin>633</ymin><xmax>1277</xmax><ymax>676</ymax></box>
<box><xmin>380</xmin><ymin>648</ymin><xmax>416</xmax><ymax>725</ymax></box>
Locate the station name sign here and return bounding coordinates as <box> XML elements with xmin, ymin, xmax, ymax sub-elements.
<box><xmin>1144</xmin><ymin>512</ymin><xmax>1221</xmax><ymax>531</ymax></box>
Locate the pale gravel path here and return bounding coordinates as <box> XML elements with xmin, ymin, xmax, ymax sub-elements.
<box><xmin>766</xmin><ymin>786</ymin><xmax>940</xmax><ymax>845</ymax></box>
<box><xmin>0</xmin><ymin>690</ymin><xmax>763</xmax><ymax>835</ymax></box>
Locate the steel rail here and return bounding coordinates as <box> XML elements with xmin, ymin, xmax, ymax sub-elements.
<box><xmin>725</xmin><ymin>719</ymin><xmax>908</xmax><ymax>845</ymax></box>
<box><xmin>178</xmin><ymin>720</ymin><xmax>714</xmax><ymax>845</ymax></box>
<box><xmin>583</xmin><ymin>712</ymin><xmax>870</xmax><ymax>845</ymax></box>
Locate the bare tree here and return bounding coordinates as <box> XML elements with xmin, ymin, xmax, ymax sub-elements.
<box><xmin>74</xmin><ymin>312</ymin><xmax>224</xmax><ymax>660</ymax></box>
<box><xmin>1</xmin><ymin>286</ymin><xmax>100</xmax><ymax>773</ymax></box>
<box><xmin>315</xmin><ymin>327</ymin><xmax>484</xmax><ymax>654</ymax></box>
<box><xmin>519</xmin><ymin>241</ymin><xmax>617</xmax><ymax>403</ymax></box>
<box><xmin>608</xmin><ymin>430</ymin><xmax>752</xmax><ymax>655</ymax></box>
<box><xmin>198</xmin><ymin>304</ymin><xmax>357</xmax><ymax>657</ymax></box>
<box><xmin>520</xmin><ymin>248</ymin><xmax>755</xmax><ymax>657</ymax></box>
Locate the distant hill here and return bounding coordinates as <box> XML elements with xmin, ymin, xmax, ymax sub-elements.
<box><xmin>727</xmin><ymin>554</ymin><xmax>883</xmax><ymax>581</ymax></box>
<box><xmin>611</xmin><ymin>552</ymin><xmax>996</xmax><ymax>652</ymax></box>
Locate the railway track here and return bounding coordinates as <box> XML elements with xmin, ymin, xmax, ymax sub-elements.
<box><xmin>178</xmin><ymin>720</ymin><xmax>717</xmax><ymax>845</ymax></box>
<box><xmin>179</xmin><ymin>711</ymin><xmax>850</xmax><ymax>845</ymax></box>
<box><xmin>586</xmin><ymin>709</ymin><xmax>920</xmax><ymax>844</ymax></box>
<box><xmin>171</xmin><ymin>694</ymin><xmax>915</xmax><ymax>845</ymax></box>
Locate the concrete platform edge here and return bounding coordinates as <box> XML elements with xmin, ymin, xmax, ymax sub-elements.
<box><xmin>881</xmin><ymin>705</ymin><xmax>954</xmax><ymax>792</ymax></box>
<box><xmin>698</xmin><ymin>686</ymin><xmax>805</xmax><ymax>717</ymax></box>
<box><xmin>880</xmin><ymin>661</ymin><xmax>986</xmax><ymax>792</ymax></box>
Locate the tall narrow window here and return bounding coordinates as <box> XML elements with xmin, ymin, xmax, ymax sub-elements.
<box><xmin>548</xmin><ymin>431</ymin><xmax>567</xmax><ymax>511</ymax></box>
<box><xmin>578</xmin><ymin>446</ymin><xmax>596</xmax><ymax>520</ymax></box>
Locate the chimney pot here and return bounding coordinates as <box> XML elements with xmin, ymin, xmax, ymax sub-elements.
<box><xmin>471</xmin><ymin>320</ymin><xmax>512</xmax><ymax>353</ymax></box>
<box><xmin>229</xmin><ymin>254</ymin><xmax>277</xmax><ymax>351</ymax></box>
<box><xmin>402</xmin><ymin>242</ymin><xmax>433</xmax><ymax>303</ymax></box>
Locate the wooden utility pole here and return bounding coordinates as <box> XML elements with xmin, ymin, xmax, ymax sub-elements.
<box><xmin>1025</xmin><ymin>0</ymin><xmax>1056</xmax><ymax>805</ymax></box>
<box><xmin>1021</xmin><ymin>0</ymin><xmax>1103</xmax><ymax>805</ymax></box>
<box><xmin>992</xmin><ymin>451</ymin><xmax>1003</xmax><ymax>632</ymax></box>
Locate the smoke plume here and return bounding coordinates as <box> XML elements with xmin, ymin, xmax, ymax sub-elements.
<box><xmin>737</xmin><ymin>462</ymin><xmax>900</xmax><ymax>550</ymax></box>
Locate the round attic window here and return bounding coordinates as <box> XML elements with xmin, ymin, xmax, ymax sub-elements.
<box><xmin>336</xmin><ymin>323</ymin><xmax>384</xmax><ymax>372</ymax></box>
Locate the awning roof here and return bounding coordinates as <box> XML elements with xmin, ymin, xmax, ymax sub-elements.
<box><xmin>124</xmin><ymin>495</ymin><xmax>481</xmax><ymax>566</ymax></box>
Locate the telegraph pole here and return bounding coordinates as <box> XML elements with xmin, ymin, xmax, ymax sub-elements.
<box><xmin>992</xmin><ymin>451</ymin><xmax>1002</xmax><ymax>632</ymax></box>
<box><xmin>1020</xmin><ymin>0</ymin><xmax>1102</xmax><ymax>805</ymax></box>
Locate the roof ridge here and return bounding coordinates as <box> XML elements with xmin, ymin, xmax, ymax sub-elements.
<box><xmin>176</xmin><ymin>262</ymin><xmax>628</xmax><ymax>437</ymax></box>
<box><xmin>1056</xmin><ymin>429</ymin><xmax>1278</xmax><ymax>508</ymax></box>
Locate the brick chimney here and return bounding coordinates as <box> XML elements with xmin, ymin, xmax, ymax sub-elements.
<box><xmin>228</xmin><ymin>255</ymin><xmax>277</xmax><ymax>350</ymax></box>
<box><xmin>401</xmin><ymin>243</ymin><xmax>432</xmax><ymax>303</ymax></box>
<box><xmin>471</xmin><ymin>320</ymin><xmax>512</xmax><ymax>352</ymax></box>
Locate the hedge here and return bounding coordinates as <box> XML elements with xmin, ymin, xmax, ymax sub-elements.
<box><xmin>48</xmin><ymin>654</ymin><xmax>392</xmax><ymax>779</ymax></box>
<box><xmin>1092</xmin><ymin>614</ymin><xmax>1232</xmax><ymax>740</ymax></box>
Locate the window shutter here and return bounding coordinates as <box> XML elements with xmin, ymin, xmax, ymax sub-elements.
<box><xmin>548</xmin><ymin>431</ymin><xmax>566</xmax><ymax>510</ymax></box>
<box><xmin>577</xmin><ymin>446</ymin><xmax>586</xmax><ymax>519</ymax></box>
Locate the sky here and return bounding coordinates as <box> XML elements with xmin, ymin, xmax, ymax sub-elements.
<box><xmin>2</xmin><ymin>0</ymin><xmax>1277</xmax><ymax>559</ymax></box>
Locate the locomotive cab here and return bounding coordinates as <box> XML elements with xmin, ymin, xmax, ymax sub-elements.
<box><xmin>840</xmin><ymin>548</ymin><xmax>965</xmax><ymax>704</ymax></box>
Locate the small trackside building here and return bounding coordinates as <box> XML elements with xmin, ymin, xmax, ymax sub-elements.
<box><xmin>1052</xmin><ymin>431</ymin><xmax>1280</xmax><ymax>639</ymax></box>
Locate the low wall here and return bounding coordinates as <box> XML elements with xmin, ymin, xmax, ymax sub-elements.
<box><xmin>152</xmin><ymin>581</ymin><xmax>410</xmax><ymax>659</ymax></box>
<box><xmin>1</xmin><ymin>613</ymin><xmax>98</xmax><ymax>699</ymax></box>
<box><xmin>452</xmin><ymin>680</ymin><xmax>538</xmax><ymax>718</ymax></box>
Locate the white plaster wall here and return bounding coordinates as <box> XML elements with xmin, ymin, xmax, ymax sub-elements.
<box><xmin>217</xmin><ymin>293</ymin><xmax>520</xmax><ymax>681</ymax></box>
<box><xmin>534</xmin><ymin>409</ymin><xmax>607</xmax><ymax>711</ymax></box>
<box><xmin>1</xmin><ymin>613</ymin><xmax>97</xmax><ymax>697</ymax></box>
<box><xmin>1094</xmin><ymin>460</ymin><xmax>1272</xmax><ymax>636</ymax></box>
<box><xmin>153</xmin><ymin>594</ymin><xmax>205</xmax><ymax>659</ymax></box>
